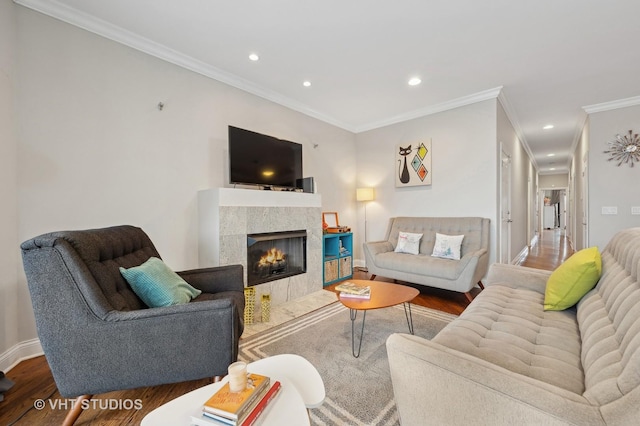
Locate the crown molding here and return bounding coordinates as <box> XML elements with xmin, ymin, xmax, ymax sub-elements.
<box><xmin>583</xmin><ymin>95</ymin><xmax>640</xmax><ymax>114</ymax></box>
<box><xmin>14</xmin><ymin>0</ymin><xmax>356</xmax><ymax>132</ymax></box>
<box><xmin>566</xmin><ymin>110</ymin><xmax>588</xmax><ymax>168</ymax></box>
<box><xmin>496</xmin><ymin>89</ymin><xmax>541</xmax><ymax>171</ymax></box>
<box><xmin>354</xmin><ymin>87</ymin><xmax>504</xmax><ymax>133</ymax></box>
<box><xmin>14</xmin><ymin>1</ymin><xmax>513</xmax><ymax>135</ymax></box>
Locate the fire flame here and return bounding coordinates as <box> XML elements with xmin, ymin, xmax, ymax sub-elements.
<box><xmin>258</xmin><ymin>247</ymin><xmax>286</xmax><ymax>266</ymax></box>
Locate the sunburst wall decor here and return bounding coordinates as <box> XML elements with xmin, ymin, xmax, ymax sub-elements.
<box><xmin>604</xmin><ymin>130</ymin><xmax>640</xmax><ymax>167</ymax></box>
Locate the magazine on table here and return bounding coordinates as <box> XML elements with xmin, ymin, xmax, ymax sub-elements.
<box><xmin>339</xmin><ymin>291</ymin><xmax>371</xmax><ymax>299</ymax></box>
<box><xmin>335</xmin><ymin>281</ymin><xmax>370</xmax><ymax>295</ymax></box>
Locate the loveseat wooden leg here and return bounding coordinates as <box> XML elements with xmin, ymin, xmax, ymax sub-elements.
<box><xmin>478</xmin><ymin>281</ymin><xmax>485</xmax><ymax>290</ymax></box>
<box><xmin>464</xmin><ymin>292</ymin><xmax>474</xmax><ymax>303</ymax></box>
<box><xmin>62</xmin><ymin>394</ymin><xmax>92</xmax><ymax>426</ymax></box>
<box><xmin>369</xmin><ymin>274</ymin><xmax>376</xmax><ymax>280</ymax></box>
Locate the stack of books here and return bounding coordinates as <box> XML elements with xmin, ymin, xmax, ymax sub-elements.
<box><xmin>336</xmin><ymin>281</ymin><xmax>371</xmax><ymax>299</ymax></box>
<box><xmin>191</xmin><ymin>372</ymin><xmax>282</xmax><ymax>426</ymax></box>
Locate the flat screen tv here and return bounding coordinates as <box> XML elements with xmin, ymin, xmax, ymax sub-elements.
<box><xmin>228</xmin><ymin>126</ymin><xmax>303</xmax><ymax>189</ymax></box>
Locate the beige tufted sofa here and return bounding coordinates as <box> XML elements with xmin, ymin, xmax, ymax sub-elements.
<box><xmin>363</xmin><ymin>217</ymin><xmax>490</xmax><ymax>301</ymax></box>
<box><xmin>386</xmin><ymin>227</ymin><xmax>640</xmax><ymax>425</ymax></box>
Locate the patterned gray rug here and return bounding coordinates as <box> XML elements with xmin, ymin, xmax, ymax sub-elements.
<box><xmin>238</xmin><ymin>301</ymin><xmax>456</xmax><ymax>425</ymax></box>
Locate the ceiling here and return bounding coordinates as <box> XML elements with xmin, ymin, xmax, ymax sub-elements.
<box><xmin>17</xmin><ymin>0</ymin><xmax>640</xmax><ymax>174</ymax></box>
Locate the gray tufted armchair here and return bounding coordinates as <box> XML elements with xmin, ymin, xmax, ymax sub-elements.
<box><xmin>21</xmin><ymin>225</ymin><xmax>244</xmax><ymax>425</ymax></box>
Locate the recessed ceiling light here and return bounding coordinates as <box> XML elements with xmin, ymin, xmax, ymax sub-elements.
<box><xmin>550</xmin><ymin>167</ymin><xmax>556</xmax><ymax>171</ymax></box>
<box><xmin>543</xmin><ymin>124</ymin><xmax>554</xmax><ymax>130</ymax></box>
<box><xmin>303</xmin><ymin>81</ymin><xmax>311</xmax><ymax>87</ymax></box>
<box><xmin>547</xmin><ymin>153</ymin><xmax>555</xmax><ymax>157</ymax></box>
<box><xmin>408</xmin><ymin>77</ymin><xmax>422</xmax><ymax>86</ymax></box>
<box><xmin>248</xmin><ymin>53</ymin><xmax>259</xmax><ymax>61</ymax></box>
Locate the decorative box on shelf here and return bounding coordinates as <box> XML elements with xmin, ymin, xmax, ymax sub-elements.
<box><xmin>322</xmin><ymin>211</ymin><xmax>350</xmax><ymax>233</ymax></box>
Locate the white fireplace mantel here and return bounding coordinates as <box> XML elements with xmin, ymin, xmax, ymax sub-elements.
<box><xmin>212</xmin><ymin>187</ymin><xmax>322</xmax><ymax>208</ymax></box>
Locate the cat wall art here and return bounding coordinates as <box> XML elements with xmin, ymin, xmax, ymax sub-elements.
<box><xmin>395</xmin><ymin>140</ymin><xmax>432</xmax><ymax>187</ymax></box>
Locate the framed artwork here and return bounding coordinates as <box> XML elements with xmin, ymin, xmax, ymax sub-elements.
<box><xmin>395</xmin><ymin>139</ymin><xmax>432</xmax><ymax>187</ymax></box>
<box><xmin>322</xmin><ymin>212</ymin><xmax>339</xmax><ymax>228</ymax></box>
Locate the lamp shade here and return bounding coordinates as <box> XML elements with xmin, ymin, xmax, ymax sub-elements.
<box><xmin>356</xmin><ymin>187</ymin><xmax>375</xmax><ymax>202</ymax></box>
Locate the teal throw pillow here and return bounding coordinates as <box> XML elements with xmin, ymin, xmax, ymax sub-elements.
<box><xmin>119</xmin><ymin>257</ymin><xmax>201</xmax><ymax>308</ymax></box>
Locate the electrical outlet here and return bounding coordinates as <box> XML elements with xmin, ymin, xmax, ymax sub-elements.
<box><xmin>601</xmin><ymin>206</ymin><xmax>618</xmax><ymax>215</ymax></box>
<box><xmin>632</xmin><ymin>206</ymin><xmax>640</xmax><ymax>215</ymax></box>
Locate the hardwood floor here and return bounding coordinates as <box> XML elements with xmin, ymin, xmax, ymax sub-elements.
<box><xmin>0</xmin><ymin>229</ymin><xmax>573</xmax><ymax>426</ymax></box>
<box><xmin>513</xmin><ymin>228</ymin><xmax>574</xmax><ymax>271</ymax></box>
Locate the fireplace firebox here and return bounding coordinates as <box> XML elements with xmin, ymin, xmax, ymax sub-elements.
<box><xmin>247</xmin><ymin>230</ymin><xmax>307</xmax><ymax>286</ymax></box>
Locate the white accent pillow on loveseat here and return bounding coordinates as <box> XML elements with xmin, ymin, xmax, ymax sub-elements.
<box><xmin>431</xmin><ymin>233</ymin><xmax>464</xmax><ymax>260</ymax></box>
<box><xmin>394</xmin><ymin>231</ymin><xmax>423</xmax><ymax>255</ymax></box>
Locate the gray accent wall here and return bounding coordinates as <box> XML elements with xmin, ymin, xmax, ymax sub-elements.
<box><xmin>587</xmin><ymin>105</ymin><xmax>640</xmax><ymax>250</ymax></box>
<box><xmin>0</xmin><ymin>0</ymin><xmax>21</xmax><ymax>370</ymax></box>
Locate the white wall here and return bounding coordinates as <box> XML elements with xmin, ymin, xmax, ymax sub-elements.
<box><xmin>9</xmin><ymin>7</ymin><xmax>356</xmax><ymax>358</ymax></box>
<box><xmin>354</xmin><ymin>99</ymin><xmax>498</xmax><ymax>266</ymax></box>
<box><xmin>0</xmin><ymin>0</ymin><xmax>20</xmax><ymax>369</ymax></box>
<box><xmin>587</xmin><ymin>105</ymin><xmax>640</xmax><ymax>249</ymax></box>
<box><xmin>497</xmin><ymin>102</ymin><xmax>533</xmax><ymax>260</ymax></box>
<box><xmin>539</xmin><ymin>174</ymin><xmax>568</xmax><ymax>188</ymax></box>
<box><xmin>572</xmin><ymin>123</ymin><xmax>589</xmax><ymax>250</ymax></box>
<box><xmin>529</xmin><ymin>164</ymin><xmax>538</xmax><ymax>240</ymax></box>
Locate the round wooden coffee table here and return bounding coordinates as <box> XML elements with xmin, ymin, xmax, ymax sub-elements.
<box><xmin>338</xmin><ymin>280</ymin><xmax>419</xmax><ymax>357</ymax></box>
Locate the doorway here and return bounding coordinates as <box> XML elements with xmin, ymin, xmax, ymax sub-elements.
<box><xmin>540</xmin><ymin>188</ymin><xmax>567</xmax><ymax>234</ymax></box>
<box><xmin>499</xmin><ymin>145</ymin><xmax>512</xmax><ymax>264</ymax></box>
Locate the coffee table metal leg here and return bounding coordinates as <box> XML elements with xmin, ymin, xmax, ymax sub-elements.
<box><xmin>403</xmin><ymin>302</ymin><xmax>415</xmax><ymax>335</ymax></box>
<box><xmin>350</xmin><ymin>309</ymin><xmax>367</xmax><ymax>358</ymax></box>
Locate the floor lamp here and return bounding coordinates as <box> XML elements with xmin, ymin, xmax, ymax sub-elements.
<box><xmin>356</xmin><ymin>187</ymin><xmax>375</xmax><ymax>272</ymax></box>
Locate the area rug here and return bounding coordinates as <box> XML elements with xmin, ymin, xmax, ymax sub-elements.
<box><xmin>238</xmin><ymin>301</ymin><xmax>457</xmax><ymax>425</ymax></box>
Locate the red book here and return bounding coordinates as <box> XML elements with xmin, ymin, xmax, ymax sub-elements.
<box><xmin>241</xmin><ymin>381</ymin><xmax>282</xmax><ymax>426</ymax></box>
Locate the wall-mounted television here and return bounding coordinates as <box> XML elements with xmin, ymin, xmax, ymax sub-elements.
<box><xmin>228</xmin><ymin>126</ymin><xmax>303</xmax><ymax>189</ymax></box>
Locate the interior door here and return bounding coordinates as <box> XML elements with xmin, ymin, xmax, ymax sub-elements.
<box><xmin>500</xmin><ymin>146</ymin><xmax>512</xmax><ymax>264</ymax></box>
<box><xmin>581</xmin><ymin>153</ymin><xmax>589</xmax><ymax>248</ymax></box>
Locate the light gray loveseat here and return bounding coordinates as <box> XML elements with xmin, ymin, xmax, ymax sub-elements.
<box><xmin>386</xmin><ymin>227</ymin><xmax>640</xmax><ymax>425</ymax></box>
<box><xmin>363</xmin><ymin>217</ymin><xmax>490</xmax><ymax>301</ymax></box>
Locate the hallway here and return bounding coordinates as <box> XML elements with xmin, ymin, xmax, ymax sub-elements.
<box><xmin>515</xmin><ymin>229</ymin><xmax>574</xmax><ymax>270</ymax></box>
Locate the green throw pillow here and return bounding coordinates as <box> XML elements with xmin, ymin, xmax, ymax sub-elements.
<box><xmin>119</xmin><ymin>257</ymin><xmax>201</xmax><ymax>308</ymax></box>
<box><xmin>544</xmin><ymin>246</ymin><xmax>602</xmax><ymax>311</ymax></box>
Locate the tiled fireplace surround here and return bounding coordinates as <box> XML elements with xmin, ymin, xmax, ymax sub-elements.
<box><xmin>198</xmin><ymin>188</ymin><xmax>323</xmax><ymax>311</ymax></box>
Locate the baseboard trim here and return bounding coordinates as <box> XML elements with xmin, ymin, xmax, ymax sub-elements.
<box><xmin>511</xmin><ymin>234</ymin><xmax>539</xmax><ymax>266</ymax></box>
<box><xmin>0</xmin><ymin>339</ymin><xmax>43</xmax><ymax>372</ymax></box>
<box><xmin>511</xmin><ymin>245</ymin><xmax>529</xmax><ymax>265</ymax></box>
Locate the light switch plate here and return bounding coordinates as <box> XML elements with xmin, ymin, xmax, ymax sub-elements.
<box><xmin>602</xmin><ymin>206</ymin><xmax>618</xmax><ymax>215</ymax></box>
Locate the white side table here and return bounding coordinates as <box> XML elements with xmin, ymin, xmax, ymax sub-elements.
<box><xmin>141</xmin><ymin>354</ymin><xmax>324</xmax><ymax>425</ymax></box>
<box><xmin>247</xmin><ymin>354</ymin><xmax>325</xmax><ymax>409</ymax></box>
